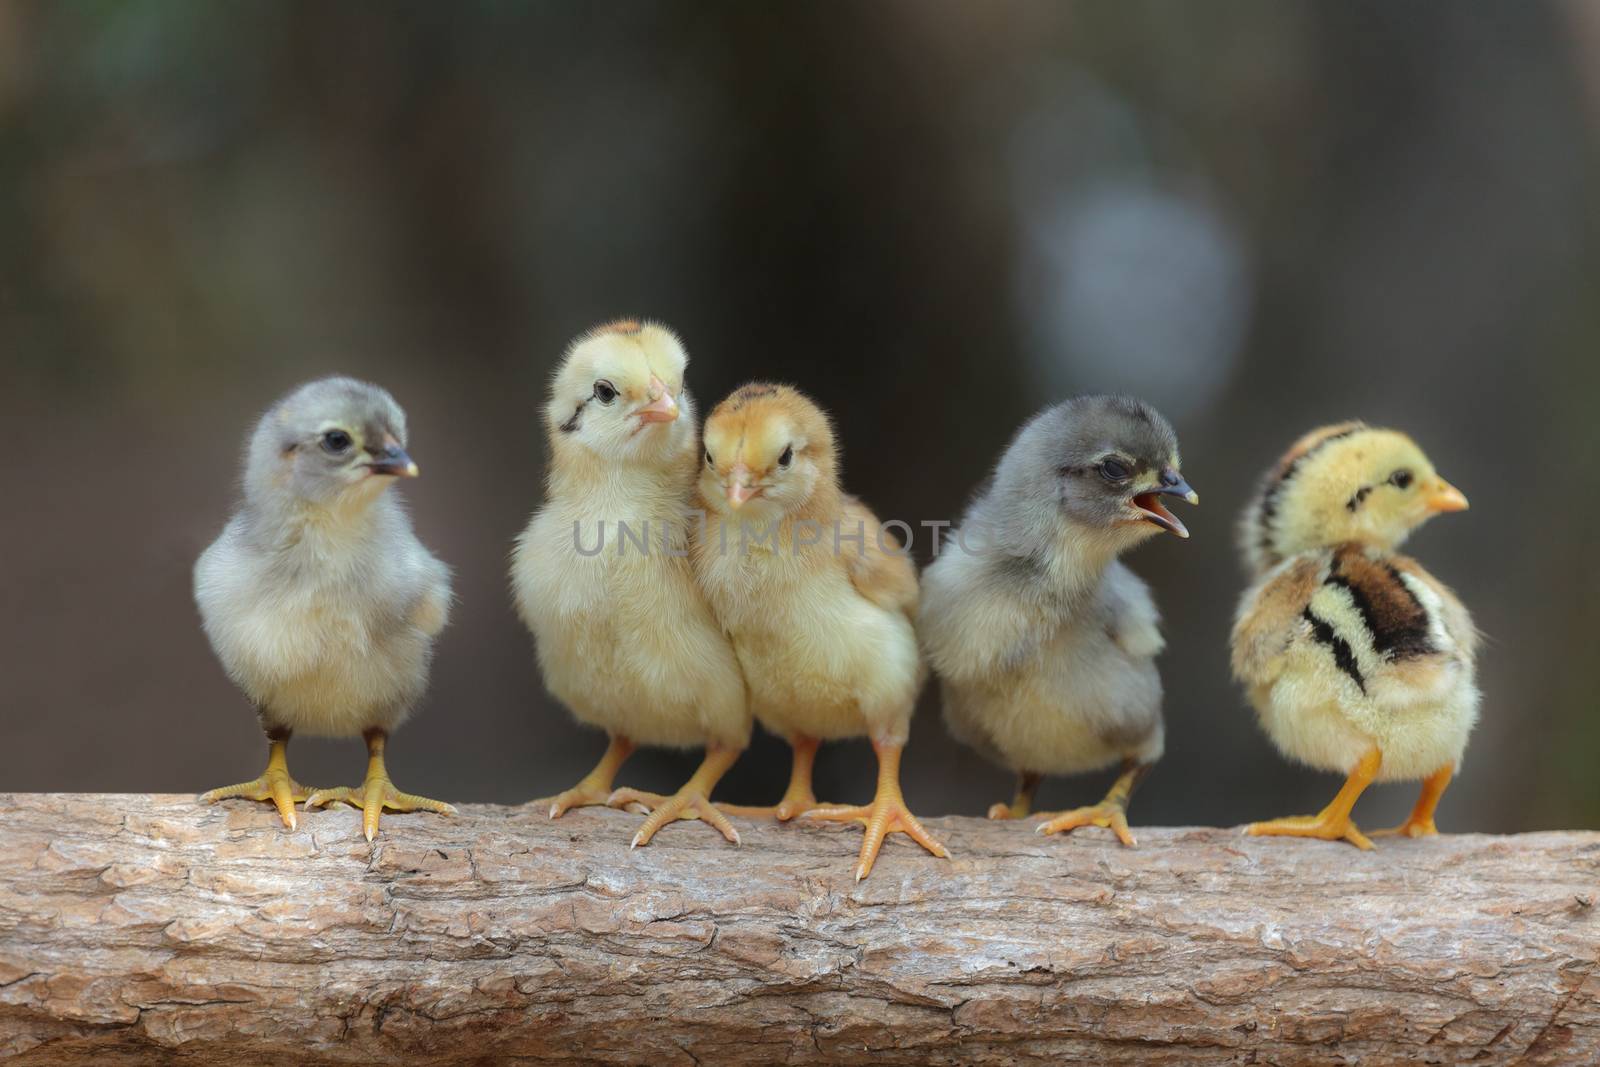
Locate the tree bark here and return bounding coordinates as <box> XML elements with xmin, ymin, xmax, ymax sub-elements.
<box><xmin>0</xmin><ymin>793</ymin><xmax>1595</xmax><ymax>1066</ymax></box>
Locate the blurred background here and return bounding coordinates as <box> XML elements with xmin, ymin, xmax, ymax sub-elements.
<box><xmin>2</xmin><ymin>0</ymin><xmax>1597</xmax><ymax>834</ymax></box>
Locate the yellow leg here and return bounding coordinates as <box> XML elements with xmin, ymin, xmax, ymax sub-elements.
<box><xmin>1035</xmin><ymin>761</ymin><xmax>1150</xmax><ymax>846</ymax></box>
<box><xmin>719</xmin><ymin>735</ymin><xmax>832</xmax><ymax>821</ymax></box>
<box><xmin>1247</xmin><ymin>746</ymin><xmax>1381</xmax><ymax>850</ymax></box>
<box><xmin>608</xmin><ymin>744</ymin><xmax>744</xmax><ymax>848</ymax></box>
<box><xmin>305</xmin><ymin>729</ymin><xmax>456</xmax><ymax>841</ymax></box>
<box><xmin>199</xmin><ymin>733</ymin><xmax>312</xmax><ymax>831</ymax></box>
<box><xmin>1375</xmin><ymin>764</ymin><xmax>1453</xmax><ymax>838</ymax></box>
<box><xmin>988</xmin><ymin>771</ymin><xmax>1042</xmax><ymax>820</ymax></box>
<box><xmin>539</xmin><ymin>734</ymin><xmax>635</xmax><ymax>819</ymax></box>
<box><xmin>804</xmin><ymin>737</ymin><xmax>949</xmax><ymax>882</ymax></box>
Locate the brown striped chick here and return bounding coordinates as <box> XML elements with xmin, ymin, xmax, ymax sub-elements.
<box><xmin>511</xmin><ymin>321</ymin><xmax>750</xmax><ymax>847</ymax></box>
<box><xmin>1233</xmin><ymin>423</ymin><xmax>1476</xmax><ymax>848</ymax></box>
<box><xmin>694</xmin><ymin>383</ymin><xmax>947</xmax><ymax>881</ymax></box>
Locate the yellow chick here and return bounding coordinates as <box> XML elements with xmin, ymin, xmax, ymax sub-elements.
<box><xmin>695</xmin><ymin>383</ymin><xmax>948</xmax><ymax>881</ymax></box>
<box><xmin>511</xmin><ymin>321</ymin><xmax>750</xmax><ymax>847</ymax></box>
<box><xmin>1233</xmin><ymin>422</ymin><xmax>1477</xmax><ymax>848</ymax></box>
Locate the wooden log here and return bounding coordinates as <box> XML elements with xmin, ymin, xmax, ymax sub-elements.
<box><xmin>0</xmin><ymin>793</ymin><xmax>1595</xmax><ymax>1065</ymax></box>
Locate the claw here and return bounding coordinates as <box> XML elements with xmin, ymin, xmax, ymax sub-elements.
<box><xmin>606</xmin><ymin>745</ymin><xmax>744</xmax><ymax>848</ymax></box>
<box><xmin>1247</xmin><ymin>812</ymin><xmax>1375</xmax><ymax>850</ymax></box>
<box><xmin>198</xmin><ymin>738</ymin><xmax>311</xmax><ymax>831</ymax></box>
<box><xmin>609</xmin><ymin>786</ymin><xmax>741</xmax><ymax>848</ymax></box>
<box><xmin>536</xmin><ymin>735</ymin><xmax>635</xmax><ymax>820</ymax></box>
<box><xmin>307</xmin><ymin>777</ymin><xmax>456</xmax><ymax>841</ymax></box>
<box><xmin>1035</xmin><ymin>802</ymin><xmax>1136</xmax><ymax>847</ymax></box>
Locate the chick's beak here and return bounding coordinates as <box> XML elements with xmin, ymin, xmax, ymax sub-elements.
<box><xmin>725</xmin><ymin>463</ymin><xmax>760</xmax><ymax>509</ymax></box>
<box><xmin>1131</xmin><ymin>471</ymin><xmax>1198</xmax><ymax>539</ymax></box>
<box><xmin>636</xmin><ymin>376</ymin><xmax>679</xmax><ymax>424</ymax></box>
<box><xmin>1426</xmin><ymin>478</ymin><xmax>1469</xmax><ymax>513</ymax></box>
<box><xmin>368</xmin><ymin>440</ymin><xmax>419</xmax><ymax>478</ymax></box>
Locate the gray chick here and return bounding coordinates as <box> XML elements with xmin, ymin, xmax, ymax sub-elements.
<box><xmin>195</xmin><ymin>377</ymin><xmax>455</xmax><ymax>839</ymax></box>
<box><xmin>918</xmin><ymin>396</ymin><xmax>1197</xmax><ymax>845</ymax></box>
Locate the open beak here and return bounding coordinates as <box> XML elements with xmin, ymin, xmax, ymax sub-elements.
<box><xmin>367</xmin><ymin>441</ymin><xmax>419</xmax><ymax>478</ymax></box>
<box><xmin>1131</xmin><ymin>473</ymin><xmax>1198</xmax><ymax>539</ymax></box>
<box><xmin>725</xmin><ymin>464</ymin><xmax>761</xmax><ymax>509</ymax></box>
<box><xmin>636</xmin><ymin>376</ymin><xmax>679</xmax><ymax>425</ymax></box>
<box><xmin>1426</xmin><ymin>478</ymin><xmax>1469</xmax><ymax>513</ymax></box>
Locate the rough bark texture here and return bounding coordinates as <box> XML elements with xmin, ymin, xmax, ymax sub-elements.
<box><xmin>0</xmin><ymin>793</ymin><xmax>1596</xmax><ymax>1066</ymax></box>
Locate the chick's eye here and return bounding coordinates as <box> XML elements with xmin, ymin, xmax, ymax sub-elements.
<box><xmin>779</xmin><ymin>445</ymin><xmax>794</xmax><ymax>468</ymax></box>
<box><xmin>704</xmin><ymin>448</ymin><xmax>714</xmax><ymax>467</ymax></box>
<box><xmin>593</xmin><ymin>380</ymin><xmax>618</xmax><ymax>405</ymax></box>
<box><xmin>1390</xmin><ymin>469</ymin><xmax>1414</xmax><ymax>490</ymax></box>
<box><xmin>1098</xmin><ymin>457</ymin><xmax>1131</xmax><ymax>482</ymax></box>
<box><xmin>321</xmin><ymin>430</ymin><xmax>352</xmax><ymax>454</ymax></box>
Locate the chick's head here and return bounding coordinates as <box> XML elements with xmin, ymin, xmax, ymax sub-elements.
<box><xmin>245</xmin><ymin>377</ymin><xmax>416</xmax><ymax>508</ymax></box>
<box><xmin>995</xmin><ymin>395</ymin><xmax>1196</xmax><ymax>549</ymax></box>
<box><xmin>1245</xmin><ymin>423</ymin><xmax>1468</xmax><ymax>570</ymax></box>
<box><xmin>700</xmin><ymin>383</ymin><xmax>837</xmax><ymax>521</ymax></box>
<box><xmin>546</xmin><ymin>320</ymin><xmax>690</xmax><ymax>465</ymax></box>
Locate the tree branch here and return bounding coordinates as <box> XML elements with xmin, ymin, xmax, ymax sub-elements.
<box><xmin>1</xmin><ymin>793</ymin><xmax>1596</xmax><ymax>1065</ymax></box>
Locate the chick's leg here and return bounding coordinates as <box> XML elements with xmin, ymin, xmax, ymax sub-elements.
<box><xmin>988</xmin><ymin>771</ymin><xmax>1042</xmax><ymax>820</ymax></box>
<box><xmin>1035</xmin><ymin>760</ymin><xmax>1149</xmax><ymax>846</ymax></box>
<box><xmin>305</xmin><ymin>728</ymin><xmax>457</xmax><ymax>841</ymax></box>
<box><xmin>804</xmin><ymin>736</ymin><xmax>950</xmax><ymax>882</ymax></box>
<box><xmin>717</xmin><ymin>735</ymin><xmax>828</xmax><ymax>820</ymax></box>
<box><xmin>539</xmin><ymin>734</ymin><xmax>635</xmax><ymax>819</ymax></box>
<box><xmin>199</xmin><ymin>729</ymin><xmax>311</xmax><ymax>831</ymax></box>
<box><xmin>607</xmin><ymin>744</ymin><xmax>743</xmax><ymax>848</ymax></box>
<box><xmin>1247</xmin><ymin>746</ymin><xmax>1381</xmax><ymax>850</ymax></box>
<box><xmin>1375</xmin><ymin>764</ymin><xmax>1453</xmax><ymax>838</ymax></box>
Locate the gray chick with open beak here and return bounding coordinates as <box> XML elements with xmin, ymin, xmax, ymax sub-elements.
<box><xmin>195</xmin><ymin>377</ymin><xmax>455</xmax><ymax>839</ymax></box>
<box><xmin>918</xmin><ymin>395</ymin><xmax>1197</xmax><ymax>846</ymax></box>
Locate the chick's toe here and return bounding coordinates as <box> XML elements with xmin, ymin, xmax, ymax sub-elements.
<box><xmin>305</xmin><ymin>729</ymin><xmax>456</xmax><ymax>841</ymax></box>
<box><xmin>608</xmin><ymin>745</ymin><xmax>743</xmax><ymax>848</ymax></box>
<box><xmin>198</xmin><ymin>737</ymin><xmax>312</xmax><ymax>831</ymax></box>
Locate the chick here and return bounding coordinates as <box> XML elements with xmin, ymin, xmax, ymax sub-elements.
<box><xmin>919</xmin><ymin>396</ymin><xmax>1196</xmax><ymax>845</ymax></box>
<box><xmin>695</xmin><ymin>383</ymin><xmax>946</xmax><ymax>881</ymax></box>
<box><xmin>511</xmin><ymin>321</ymin><xmax>750</xmax><ymax>847</ymax></box>
<box><xmin>1233</xmin><ymin>422</ymin><xmax>1476</xmax><ymax>848</ymax></box>
<box><xmin>196</xmin><ymin>377</ymin><xmax>455</xmax><ymax>840</ymax></box>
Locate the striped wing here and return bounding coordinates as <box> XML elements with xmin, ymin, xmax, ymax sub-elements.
<box><xmin>1233</xmin><ymin>543</ymin><xmax>1475</xmax><ymax>705</ymax></box>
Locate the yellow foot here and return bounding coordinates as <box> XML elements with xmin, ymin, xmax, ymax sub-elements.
<box><xmin>306</xmin><ymin>777</ymin><xmax>457</xmax><ymax>841</ymax></box>
<box><xmin>804</xmin><ymin>796</ymin><xmax>949</xmax><ymax>882</ymax></box>
<box><xmin>988</xmin><ymin>800</ymin><xmax>1029</xmax><ymax>820</ymax></box>
<box><xmin>539</xmin><ymin>780</ymin><xmax>618</xmax><ymax>821</ymax></box>
<box><xmin>718</xmin><ymin>786</ymin><xmax>831</xmax><ymax>822</ymax></box>
<box><xmin>607</xmin><ymin>787</ymin><xmax>741</xmax><ymax>848</ymax></box>
<box><xmin>1036</xmin><ymin>802</ymin><xmax>1136</xmax><ymax>846</ymax></box>
<box><xmin>199</xmin><ymin>771</ymin><xmax>312</xmax><ymax>831</ymax></box>
<box><xmin>1374</xmin><ymin>817</ymin><xmax>1437</xmax><ymax>839</ymax></box>
<box><xmin>1247</xmin><ymin>813</ymin><xmax>1374</xmax><ymax>850</ymax></box>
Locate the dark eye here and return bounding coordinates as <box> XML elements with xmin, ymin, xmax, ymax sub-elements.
<box><xmin>321</xmin><ymin>429</ymin><xmax>352</xmax><ymax>454</ymax></box>
<box><xmin>594</xmin><ymin>380</ymin><xmax>618</xmax><ymax>405</ymax></box>
<box><xmin>1390</xmin><ymin>469</ymin><xmax>1414</xmax><ymax>490</ymax></box>
<box><xmin>1098</xmin><ymin>457</ymin><xmax>1131</xmax><ymax>482</ymax></box>
<box><xmin>779</xmin><ymin>445</ymin><xmax>794</xmax><ymax>468</ymax></box>
<box><xmin>704</xmin><ymin>448</ymin><xmax>714</xmax><ymax>467</ymax></box>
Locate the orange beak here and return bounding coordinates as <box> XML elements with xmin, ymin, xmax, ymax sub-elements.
<box><xmin>725</xmin><ymin>464</ymin><xmax>760</xmax><ymax>509</ymax></box>
<box><xmin>1426</xmin><ymin>478</ymin><xmax>1469</xmax><ymax>513</ymax></box>
<box><xmin>636</xmin><ymin>376</ymin><xmax>679</xmax><ymax>424</ymax></box>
